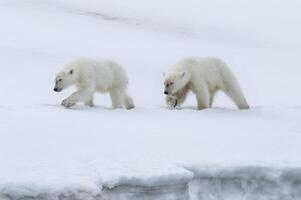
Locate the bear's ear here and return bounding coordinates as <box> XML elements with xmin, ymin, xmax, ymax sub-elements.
<box><xmin>69</xmin><ymin>69</ymin><xmax>73</xmax><ymax>75</ymax></box>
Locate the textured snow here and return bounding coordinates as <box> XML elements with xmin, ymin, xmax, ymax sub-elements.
<box><xmin>189</xmin><ymin>165</ymin><xmax>301</xmax><ymax>200</ymax></box>
<box><xmin>0</xmin><ymin>0</ymin><xmax>301</xmax><ymax>199</ymax></box>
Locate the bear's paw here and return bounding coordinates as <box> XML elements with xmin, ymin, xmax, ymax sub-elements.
<box><xmin>61</xmin><ymin>98</ymin><xmax>76</xmax><ymax>108</ymax></box>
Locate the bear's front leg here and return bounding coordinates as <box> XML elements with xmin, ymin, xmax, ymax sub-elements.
<box><xmin>165</xmin><ymin>95</ymin><xmax>178</xmax><ymax>109</ymax></box>
<box><xmin>62</xmin><ymin>89</ymin><xmax>94</xmax><ymax>108</ymax></box>
<box><xmin>61</xmin><ymin>97</ymin><xmax>76</xmax><ymax>108</ymax></box>
<box><xmin>194</xmin><ymin>84</ymin><xmax>210</xmax><ymax>110</ymax></box>
<box><xmin>84</xmin><ymin>97</ymin><xmax>94</xmax><ymax>107</ymax></box>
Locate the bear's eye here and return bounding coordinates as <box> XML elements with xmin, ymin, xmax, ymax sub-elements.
<box><xmin>58</xmin><ymin>79</ymin><xmax>62</xmax><ymax>82</ymax></box>
<box><xmin>170</xmin><ymin>82</ymin><xmax>174</xmax><ymax>85</ymax></box>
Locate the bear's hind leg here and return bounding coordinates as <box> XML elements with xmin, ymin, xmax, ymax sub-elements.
<box><xmin>221</xmin><ymin>67</ymin><xmax>249</xmax><ymax>109</ymax></box>
<box><xmin>223</xmin><ymin>83</ymin><xmax>249</xmax><ymax>109</ymax></box>
<box><xmin>110</xmin><ymin>88</ymin><xmax>125</xmax><ymax>109</ymax></box>
<box><xmin>124</xmin><ymin>94</ymin><xmax>135</xmax><ymax>109</ymax></box>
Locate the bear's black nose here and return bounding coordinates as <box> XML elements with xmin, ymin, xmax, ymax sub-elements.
<box><xmin>54</xmin><ymin>88</ymin><xmax>59</xmax><ymax>92</ymax></box>
<box><xmin>164</xmin><ymin>91</ymin><xmax>168</xmax><ymax>95</ymax></box>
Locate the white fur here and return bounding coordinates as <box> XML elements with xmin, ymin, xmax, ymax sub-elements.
<box><xmin>164</xmin><ymin>57</ymin><xmax>249</xmax><ymax>110</ymax></box>
<box><xmin>54</xmin><ymin>58</ymin><xmax>135</xmax><ymax>109</ymax></box>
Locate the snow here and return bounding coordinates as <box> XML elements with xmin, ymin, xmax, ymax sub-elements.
<box><xmin>0</xmin><ymin>0</ymin><xmax>301</xmax><ymax>199</ymax></box>
<box><xmin>188</xmin><ymin>164</ymin><xmax>301</xmax><ymax>200</ymax></box>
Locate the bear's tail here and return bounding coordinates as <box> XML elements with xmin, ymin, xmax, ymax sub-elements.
<box><xmin>125</xmin><ymin>94</ymin><xmax>135</xmax><ymax>110</ymax></box>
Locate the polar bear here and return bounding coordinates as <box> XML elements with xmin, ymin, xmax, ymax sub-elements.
<box><xmin>53</xmin><ymin>58</ymin><xmax>135</xmax><ymax>109</ymax></box>
<box><xmin>163</xmin><ymin>57</ymin><xmax>249</xmax><ymax>110</ymax></box>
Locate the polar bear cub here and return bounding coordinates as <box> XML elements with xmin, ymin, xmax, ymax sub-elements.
<box><xmin>163</xmin><ymin>57</ymin><xmax>249</xmax><ymax>110</ymax></box>
<box><xmin>54</xmin><ymin>58</ymin><xmax>135</xmax><ymax>109</ymax></box>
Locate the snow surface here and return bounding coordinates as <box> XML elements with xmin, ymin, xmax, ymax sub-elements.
<box><xmin>1</xmin><ymin>0</ymin><xmax>301</xmax><ymax>199</ymax></box>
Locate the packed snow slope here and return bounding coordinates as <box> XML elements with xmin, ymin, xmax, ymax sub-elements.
<box><xmin>0</xmin><ymin>0</ymin><xmax>301</xmax><ymax>199</ymax></box>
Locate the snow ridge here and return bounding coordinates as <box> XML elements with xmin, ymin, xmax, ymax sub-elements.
<box><xmin>189</xmin><ymin>165</ymin><xmax>301</xmax><ymax>200</ymax></box>
<box><xmin>1</xmin><ymin>164</ymin><xmax>301</xmax><ymax>200</ymax></box>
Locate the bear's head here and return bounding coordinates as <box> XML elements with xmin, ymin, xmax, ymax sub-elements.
<box><xmin>53</xmin><ymin>68</ymin><xmax>78</xmax><ymax>92</ymax></box>
<box><xmin>163</xmin><ymin>71</ymin><xmax>190</xmax><ymax>95</ymax></box>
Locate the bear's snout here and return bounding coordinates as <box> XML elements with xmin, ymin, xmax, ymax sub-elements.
<box><xmin>53</xmin><ymin>87</ymin><xmax>62</xmax><ymax>92</ymax></box>
<box><xmin>164</xmin><ymin>90</ymin><xmax>169</xmax><ymax>95</ymax></box>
